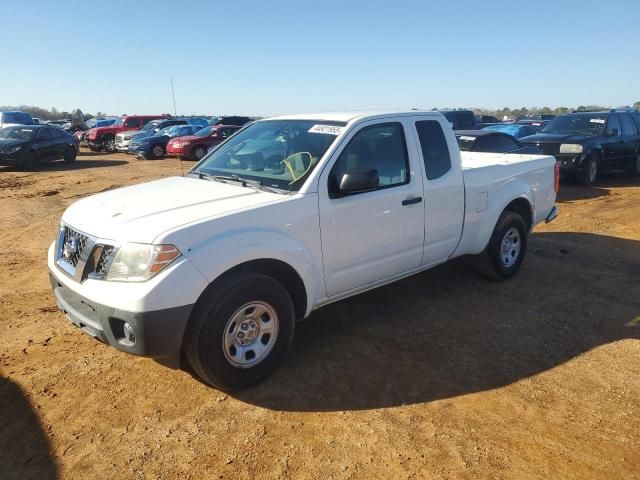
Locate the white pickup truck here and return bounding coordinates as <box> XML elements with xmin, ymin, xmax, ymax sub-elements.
<box><xmin>49</xmin><ymin>111</ymin><xmax>558</xmax><ymax>390</ymax></box>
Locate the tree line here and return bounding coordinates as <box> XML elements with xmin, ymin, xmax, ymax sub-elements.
<box><xmin>3</xmin><ymin>103</ymin><xmax>640</xmax><ymax>122</ymax></box>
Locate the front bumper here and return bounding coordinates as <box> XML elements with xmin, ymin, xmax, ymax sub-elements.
<box><xmin>50</xmin><ymin>273</ymin><xmax>193</xmax><ymax>358</ymax></box>
<box><xmin>115</xmin><ymin>138</ymin><xmax>133</xmax><ymax>152</ymax></box>
<box><xmin>554</xmin><ymin>153</ymin><xmax>582</xmax><ymax>172</ymax></box>
<box><xmin>0</xmin><ymin>152</ymin><xmax>23</xmax><ymax>166</ymax></box>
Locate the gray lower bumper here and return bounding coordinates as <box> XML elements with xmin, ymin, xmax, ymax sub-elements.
<box><xmin>49</xmin><ymin>273</ymin><xmax>193</xmax><ymax>359</ymax></box>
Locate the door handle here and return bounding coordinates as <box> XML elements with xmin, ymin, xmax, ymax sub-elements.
<box><xmin>402</xmin><ymin>196</ymin><xmax>423</xmax><ymax>206</ymax></box>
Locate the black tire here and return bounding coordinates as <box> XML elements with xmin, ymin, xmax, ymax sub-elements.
<box><xmin>475</xmin><ymin>211</ymin><xmax>528</xmax><ymax>280</ymax></box>
<box><xmin>63</xmin><ymin>146</ymin><xmax>77</xmax><ymax>163</ymax></box>
<box><xmin>102</xmin><ymin>135</ymin><xmax>116</xmax><ymax>153</ymax></box>
<box><xmin>192</xmin><ymin>145</ymin><xmax>206</xmax><ymax>161</ymax></box>
<box><xmin>628</xmin><ymin>153</ymin><xmax>640</xmax><ymax>177</ymax></box>
<box><xmin>149</xmin><ymin>143</ymin><xmax>165</xmax><ymax>159</ymax></box>
<box><xmin>89</xmin><ymin>145</ymin><xmax>101</xmax><ymax>152</ymax></box>
<box><xmin>21</xmin><ymin>151</ymin><xmax>38</xmax><ymax>170</ymax></box>
<box><xmin>577</xmin><ymin>152</ymin><xmax>599</xmax><ymax>186</ymax></box>
<box><xmin>184</xmin><ymin>272</ymin><xmax>295</xmax><ymax>390</ymax></box>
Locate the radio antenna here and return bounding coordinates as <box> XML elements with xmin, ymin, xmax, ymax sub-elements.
<box><xmin>170</xmin><ymin>78</ymin><xmax>184</xmax><ymax>176</ymax></box>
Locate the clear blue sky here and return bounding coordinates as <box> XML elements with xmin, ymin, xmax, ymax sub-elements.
<box><xmin>3</xmin><ymin>0</ymin><xmax>638</xmax><ymax>116</ymax></box>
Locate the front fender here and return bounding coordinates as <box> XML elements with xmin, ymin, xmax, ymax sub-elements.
<box><xmin>180</xmin><ymin>228</ymin><xmax>322</xmax><ymax>318</ymax></box>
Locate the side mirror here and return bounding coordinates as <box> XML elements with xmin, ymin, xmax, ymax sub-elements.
<box><xmin>605</xmin><ymin>128</ymin><xmax>619</xmax><ymax>137</ymax></box>
<box><xmin>335</xmin><ymin>167</ymin><xmax>379</xmax><ymax>195</ymax></box>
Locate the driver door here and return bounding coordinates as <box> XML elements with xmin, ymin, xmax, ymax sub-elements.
<box><xmin>318</xmin><ymin>120</ymin><xmax>425</xmax><ymax>297</ymax></box>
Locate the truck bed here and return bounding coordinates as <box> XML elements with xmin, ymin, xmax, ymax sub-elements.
<box><xmin>453</xmin><ymin>151</ymin><xmax>557</xmax><ymax>256</ymax></box>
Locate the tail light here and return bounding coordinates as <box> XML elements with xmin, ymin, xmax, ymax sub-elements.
<box><xmin>554</xmin><ymin>162</ymin><xmax>559</xmax><ymax>193</ymax></box>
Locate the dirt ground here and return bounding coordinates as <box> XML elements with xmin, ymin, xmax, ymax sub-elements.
<box><xmin>1</xmin><ymin>149</ymin><xmax>639</xmax><ymax>480</ymax></box>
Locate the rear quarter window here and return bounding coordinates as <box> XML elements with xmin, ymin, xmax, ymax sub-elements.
<box><xmin>415</xmin><ymin>120</ymin><xmax>452</xmax><ymax>180</ymax></box>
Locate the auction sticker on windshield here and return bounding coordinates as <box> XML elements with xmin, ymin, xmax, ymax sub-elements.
<box><xmin>308</xmin><ymin>125</ymin><xmax>345</xmax><ymax>135</ymax></box>
<box><xmin>590</xmin><ymin>118</ymin><xmax>606</xmax><ymax>124</ymax></box>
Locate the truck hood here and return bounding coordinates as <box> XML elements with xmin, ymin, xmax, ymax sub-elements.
<box><xmin>62</xmin><ymin>176</ymin><xmax>285</xmax><ymax>244</ymax></box>
<box><xmin>520</xmin><ymin>133</ymin><xmax>590</xmax><ymax>144</ymax></box>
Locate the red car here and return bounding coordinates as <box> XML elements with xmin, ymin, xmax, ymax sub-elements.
<box><xmin>166</xmin><ymin>125</ymin><xmax>241</xmax><ymax>160</ymax></box>
<box><xmin>86</xmin><ymin>114</ymin><xmax>170</xmax><ymax>152</ymax></box>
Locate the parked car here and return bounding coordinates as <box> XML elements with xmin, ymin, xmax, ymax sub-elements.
<box><xmin>482</xmin><ymin>123</ymin><xmax>541</xmax><ymax>139</ymax></box>
<box><xmin>455</xmin><ymin>130</ymin><xmax>542</xmax><ymax>154</ymax></box>
<box><xmin>0</xmin><ymin>124</ymin><xmax>77</xmax><ymax>168</ymax></box>
<box><xmin>438</xmin><ymin>109</ymin><xmax>498</xmax><ymax>130</ymax></box>
<box><xmin>75</xmin><ymin>118</ymin><xmax>118</xmax><ymax>146</ymax></box>
<box><xmin>0</xmin><ymin>111</ymin><xmax>34</xmax><ymax>129</ymax></box>
<box><xmin>48</xmin><ymin>110</ymin><xmax>558</xmax><ymax>390</ymax></box>
<box><xmin>520</xmin><ymin>111</ymin><xmax>640</xmax><ymax>185</ymax></box>
<box><xmin>129</xmin><ymin>124</ymin><xmax>203</xmax><ymax>159</ymax></box>
<box><xmin>166</xmin><ymin>125</ymin><xmax>241</xmax><ymax>160</ymax></box>
<box><xmin>516</xmin><ymin>114</ymin><xmax>555</xmax><ymax>122</ymax></box>
<box><xmin>212</xmin><ymin>115</ymin><xmax>252</xmax><ymax>126</ymax></box>
<box><xmin>86</xmin><ymin>115</ymin><xmax>170</xmax><ymax>152</ymax></box>
<box><xmin>115</xmin><ymin>119</ymin><xmax>188</xmax><ymax>152</ymax></box>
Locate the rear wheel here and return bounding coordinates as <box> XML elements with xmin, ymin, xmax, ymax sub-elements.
<box><xmin>184</xmin><ymin>272</ymin><xmax>295</xmax><ymax>390</ymax></box>
<box><xmin>63</xmin><ymin>146</ymin><xmax>77</xmax><ymax>163</ymax></box>
<box><xmin>475</xmin><ymin>211</ymin><xmax>528</xmax><ymax>280</ymax></box>
<box><xmin>192</xmin><ymin>145</ymin><xmax>206</xmax><ymax>161</ymax></box>
<box><xmin>577</xmin><ymin>152</ymin><xmax>599</xmax><ymax>186</ymax></box>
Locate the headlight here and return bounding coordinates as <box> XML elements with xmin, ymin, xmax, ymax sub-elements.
<box><xmin>559</xmin><ymin>144</ymin><xmax>583</xmax><ymax>154</ymax></box>
<box><xmin>106</xmin><ymin>243</ymin><xmax>181</xmax><ymax>282</ymax></box>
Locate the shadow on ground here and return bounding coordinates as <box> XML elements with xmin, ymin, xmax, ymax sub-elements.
<box><xmin>0</xmin><ymin>159</ymin><xmax>128</xmax><ymax>173</ymax></box>
<box><xmin>558</xmin><ymin>171</ymin><xmax>639</xmax><ymax>202</ymax></box>
<box><xmin>237</xmin><ymin>232</ymin><xmax>640</xmax><ymax>411</ymax></box>
<box><xmin>0</xmin><ymin>377</ymin><xmax>58</xmax><ymax>479</ymax></box>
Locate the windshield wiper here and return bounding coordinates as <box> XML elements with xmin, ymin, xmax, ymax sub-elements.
<box><xmin>192</xmin><ymin>171</ymin><xmax>284</xmax><ymax>194</ymax></box>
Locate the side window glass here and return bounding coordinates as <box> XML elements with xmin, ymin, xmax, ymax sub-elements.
<box><xmin>415</xmin><ymin>120</ymin><xmax>451</xmax><ymax>180</ymax></box>
<box><xmin>606</xmin><ymin>115</ymin><xmax>621</xmax><ymax>135</ymax></box>
<box><xmin>330</xmin><ymin>122</ymin><xmax>409</xmax><ymax>194</ymax></box>
<box><xmin>126</xmin><ymin>118</ymin><xmax>141</xmax><ymax>128</ymax></box>
<box><xmin>620</xmin><ymin>114</ymin><xmax>637</xmax><ymax>135</ymax></box>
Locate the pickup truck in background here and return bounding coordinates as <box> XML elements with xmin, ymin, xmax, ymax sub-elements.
<box><xmin>86</xmin><ymin>114</ymin><xmax>170</xmax><ymax>152</ymax></box>
<box><xmin>48</xmin><ymin>111</ymin><xmax>558</xmax><ymax>390</ymax></box>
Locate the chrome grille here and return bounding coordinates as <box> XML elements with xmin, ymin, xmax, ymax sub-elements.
<box><xmin>95</xmin><ymin>246</ymin><xmax>114</xmax><ymax>274</ymax></box>
<box><xmin>61</xmin><ymin>226</ymin><xmax>89</xmax><ymax>267</ymax></box>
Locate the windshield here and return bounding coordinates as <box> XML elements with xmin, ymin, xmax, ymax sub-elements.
<box><xmin>194</xmin><ymin>120</ymin><xmax>345</xmax><ymax>191</ymax></box>
<box><xmin>0</xmin><ymin>126</ymin><xmax>36</xmax><ymax>140</ymax></box>
<box><xmin>140</xmin><ymin>120</ymin><xmax>162</xmax><ymax>132</ymax></box>
<box><xmin>456</xmin><ymin>135</ymin><xmax>476</xmax><ymax>151</ymax></box>
<box><xmin>195</xmin><ymin>126</ymin><xmax>213</xmax><ymax>137</ymax></box>
<box><xmin>541</xmin><ymin>115</ymin><xmax>607</xmax><ymax>136</ymax></box>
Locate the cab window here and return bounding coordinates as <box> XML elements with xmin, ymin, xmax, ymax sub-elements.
<box><xmin>125</xmin><ymin>118</ymin><xmax>141</xmax><ymax>128</ymax></box>
<box><xmin>329</xmin><ymin>122</ymin><xmax>409</xmax><ymax>194</ymax></box>
<box><xmin>415</xmin><ymin>120</ymin><xmax>451</xmax><ymax>180</ymax></box>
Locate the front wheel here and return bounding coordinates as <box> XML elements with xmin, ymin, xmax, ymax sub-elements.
<box><xmin>475</xmin><ymin>211</ymin><xmax>528</xmax><ymax>280</ymax></box>
<box><xmin>192</xmin><ymin>145</ymin><xmax>206</xmax><ymax>161</ymax></box>
<box><xmin>184</xmin><ymin>272</ymin><xmax>295</xmax><ymax>390</ymax></box>
<box><xmin>150</xmin><ymin>144</ymin><xmax>165</xmax><ymax>159</ymax></box>
<box><xmin>577</xmin><ymin>153</ymin><xmax>598</xmax><ymax>186</ymax></box>
<box><xmin>628</xmin><ymin>154</ymin><xmax>640</xmax><ymax>177</ymax></box>
<box><xmin>103</xmin><ymin>136</ymin><xmax>116</xmax><ymax>153</ymax></box>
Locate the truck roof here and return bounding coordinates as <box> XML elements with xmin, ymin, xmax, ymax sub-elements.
<box><xmin>271</xmin><ymin>110</ymin><xmax>444</xmax><ymax>123</ymax></box>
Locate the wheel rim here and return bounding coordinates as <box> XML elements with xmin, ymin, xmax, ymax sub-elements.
<box><xmin>589</xmin><ymin>159</ymin><xmax>597</xmax><ymax>182</ymax></box>
<box><xmin>500</xmin><ymin>227</ymin><xmax>521</xmax><ymax>267</ymax></box>
<box><xmin>195</xmin><ymin>147</ymin><xmax>205</xmax><ymax>160</ymax></box>
<box><xmin>153</xmin><ymin>145</ymin><xmax>164</xmax><ymax>157</ymax></box>
<box><xmin>105</xmin><ymin>139</ymin><xmax>115</xmax><ymax>152</ymax></box>
<box><xmin>222</xmin><ymin>302</ymin><xmax>279</xmax><ymax>368</ymax></box>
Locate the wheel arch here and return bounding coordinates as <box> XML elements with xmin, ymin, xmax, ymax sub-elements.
<box><xmin>192</xmin><ymin>258</ymin><xmax>308</xmax><ymax>321</ymax></box>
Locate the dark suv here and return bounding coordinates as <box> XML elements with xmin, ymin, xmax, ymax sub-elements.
<box><xmin>520</xmin><ymin>111</ymin><xmax>640</xmax><ymax>185</ymax></box>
